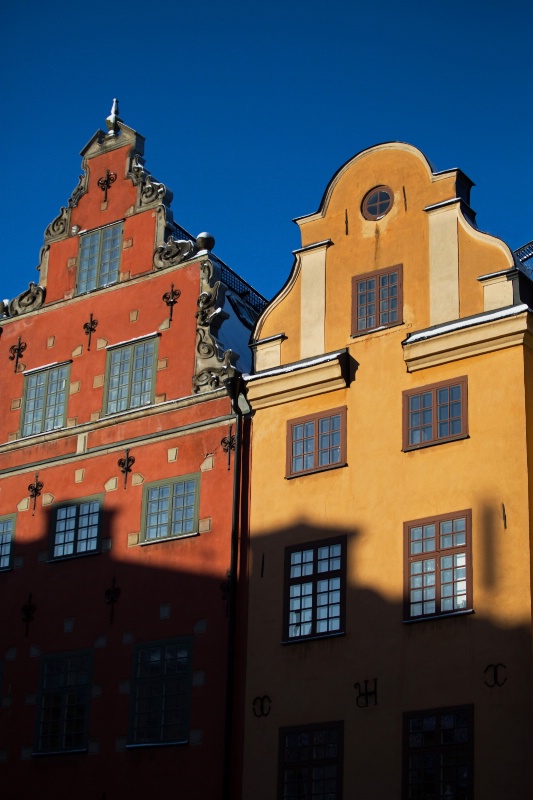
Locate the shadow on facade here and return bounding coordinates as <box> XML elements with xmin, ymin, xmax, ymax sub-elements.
<box><xmin>243</xmin><ymin>518</ymin><xmax>533</xmax><ymax>799</ymax></box>
<box><xmin>1</xmin><ymin>509</ymin><xmax>532</xmax><ymax>798</ymax></box>
<box><xmin>0</xmin><ymin>507</ymin><xmax>236</xmax><ymax>800</ymax></box>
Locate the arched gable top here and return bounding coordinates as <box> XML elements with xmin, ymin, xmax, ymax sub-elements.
<box><xmin>294</xmin><ymin>141</ymin><xmax>473</xmax><ymax>228</ymax></box>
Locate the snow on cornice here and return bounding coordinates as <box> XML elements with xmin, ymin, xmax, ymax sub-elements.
<box><xmin>404</xmin><ymin>305</ymin><xmax>530</xmax><ymax>344</ymax></box>
<box><xmin>244</xmin><ymin>349</ymin><xmax>347</xmax><ymax>382</ymax></box>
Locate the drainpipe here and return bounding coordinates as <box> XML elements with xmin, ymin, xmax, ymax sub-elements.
<box><xmin>222</xmin><ymin>375</ymin><xmax>250</xmax><ymax>800</ymax></box>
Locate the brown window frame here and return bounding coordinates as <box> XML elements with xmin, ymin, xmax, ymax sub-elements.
<box><xmin>278</xmin><ymin>720</ymin><xmax>344</xmax><ymax>800</ymax></box>
<box><xmin>402</xmin><ymin>376</ymin><xmax>468</xmax><ymax>451</ymax></box>
<box><xmin>403</xmin><ymin>510</ymin><xmax>472</xmax><ymax>621</ymax></box>
<box><xmin>361</xmin><ymin>185</ymin><xmax>393</xmax><ymax>220</ymax></box>
<box><xmin>283</xmin><ymin>536</ymin><xmax>346</xmax><ymax>643</ymax></box>
<box><xmin>352</xmin><ymin>264</ymin><xmax>403</xmax><ymax>335</ymax></box>
<box><xmin>286</xmin><ymin>407</ymin><xmax>347</xmax><ymax>478</ymax></box>
<box><xmin>402</xmin><ymin>705</ymin><xmax>474</xmax><ymax>799</ymax></box>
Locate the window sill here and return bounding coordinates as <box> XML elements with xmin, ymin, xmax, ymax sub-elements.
<box><xmin>281</xmin><ymin>631</ymin><xmax>345</xmax><ymax>645</ymax></box>
<box><xmin>75</xmin><ymin>280</ymin><xmax>119</xmax><ymax>297</ymax></box>
<box><xmin>126</xmin><ymin>739</ymin><xmax>188</xmax><ymax>749</ymax></box>
<box><xmin>351</xmin><ymin>321</ymin><xmax>404</xmax><ymax>339</ymax></box>
<box><xmin>403</xmin><ymin>609</ymin><xmax>474</xmax><ymax>624</ymax></box>
<box><xmin>47</xmin><ymin>549</ymin><xmax>101</xmax><ymax>564</ymax></box>
<box><xmin>32</xmin><ymin>747</ymin><xmax>88</xmax><ymax>757</ymax></box>
<box><xmin>402</xmin><ymin>434</ymin><xmax>469</xmax><ymax>452</ymax></box>
<box><xmin>286</xmin><ymin>462</ymin><xmax>347</xmax><ymax>480</ymax></box>
<box><xmin>139</xmin><ymin>531</ymin><xmax>199</xmax><ymax>546</ymax></box>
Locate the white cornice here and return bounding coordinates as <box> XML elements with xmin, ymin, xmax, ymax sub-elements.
<box><xmin>403</xmin><ymin>306</ymin><xmax>532</xmax><ymax>372</ymax></box>
<box><xmin>245</xmin><ymin>350</ymin><xmax>349</xmax><ymax>409</ymax></box>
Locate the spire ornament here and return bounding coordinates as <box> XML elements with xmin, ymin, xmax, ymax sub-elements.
<box><xmin>106</xmin><ymin>98</ymin><xmax>120</xmax><ymax>137</ymax></box>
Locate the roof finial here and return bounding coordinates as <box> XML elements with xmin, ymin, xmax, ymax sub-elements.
<box><xmin>105</xmin><ymin>98</ymin><xmax>120</xmax><ymax>137</ymax></box>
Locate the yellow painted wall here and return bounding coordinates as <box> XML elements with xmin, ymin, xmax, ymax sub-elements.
<box><xmin>243</xmin><ymin>142</ymin><xmax>532</xmax><ymax>798</ymax></box>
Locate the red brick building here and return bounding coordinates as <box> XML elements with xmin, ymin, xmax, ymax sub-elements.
<box><xmin>0</xmin><ymin>102</ymin><xmax>263</xmax><ymax>799</ymax></box>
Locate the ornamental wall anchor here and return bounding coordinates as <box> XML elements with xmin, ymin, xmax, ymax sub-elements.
<box><xmin>9</xmin><ymin>337</ymin><xmax>27</xmax><ymax>372</ymax></box>
<box><xmin>221</xmin><ymin>425</ymin><xmax>236</xmax><ymax>470</ymax></box>
<box><xmin>83</xmin><ymin>314</ymin><xmax>98</xmax><ymax>350</ymax></box>
<box><xmin>162</xmin><ymin>283</ymin><xmax>181</xmax><ymax>324</ymax></box>
<box><xmin>21</xmin><ymin>592</ymin><xmax>36</xmax><ymax>637</ymax></box>
<box><xmin>28</xmin><ymin>473</ymin><xmax>44</xmax><ymax>515</ymax></box>
<box><xmin>118</xmin><ymin>449</ymin><xmax>135</xmax><ymax>489</ymax></box>
<box><xmin>105</xmin><ymin>575</ymin><xmax>121</xmax><ymax>623</ymax></box>
<box><xmin>354</xmin><ymin>678</ymin><xmax>378</xmax><ymax>708</ymax></box>
<box><xmin>98</xmin><ymin>169</ymin><xmax>117</xmax><ymax>202</ymax></box>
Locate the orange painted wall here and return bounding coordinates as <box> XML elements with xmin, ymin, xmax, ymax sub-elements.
<box><xmin>243</xmin><ymin>143</ymin><xmax>533</xmax><ymax>798</ymax></box>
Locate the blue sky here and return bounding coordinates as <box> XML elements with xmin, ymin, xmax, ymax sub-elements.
<box><xmin>1</xmin><ymin>0</ymin><xmax>532</xmax><ymax>304</ymax></box>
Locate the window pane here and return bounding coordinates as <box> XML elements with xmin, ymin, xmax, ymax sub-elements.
<box><xmin>131</xmin><ymin>640</ymin><xmax>191</xmax><ymax>744</ymax></box>
<box><xmin>77</xmin><ymin>224</ymin><xmax>122</xmax><ymax>293</ymax></box>
<box><xmin>286</xmin><ymin>540</ymin><xmax>344</xmax><ymax>640</ymax></box>
<box><xmin>106</xmin><ymin>339</ymin><xmax>155</xmax><ymax>414</ymax></box>
<box><xmin>37</xmin><ymin>653</ymin><xmax>90</xmax><ymax>752</ymax></box>
<box><xmin>145</xmin><ymin>479</ymin><xmax>197</xmax><ymax>541</ymax></box>
<box><xmin>0</xmin><ymin>517</ymin><xmax>14</xmax><ymax>569</ymax></box>
<box><xmin>23</xmin><ymin>366</ymin><xmax>68</xmax><ymax>437</ymax></box>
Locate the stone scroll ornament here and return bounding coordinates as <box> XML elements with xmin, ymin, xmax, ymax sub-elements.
<box><xmin>140</xmin><ymin>175</ymin><xmax>167</xmax><ymax>206</ymax></box>
<box><xmin>192</xmin><ymin>258</ymin><xmax>237</xmax><ymax>394</ymax></box>
<box><xmin>153</xmin><ymin>237</ymin><xmax>196</xmax><ymax>270</ymax></box>
<box><xmin>8</xmin><ymin>283</ymin><xmax>46</xmax><ymax>316</ymax></box>
<box><xmin>44</xmin><ymin>206</ymin><xmax>70</xmax><ymax>240</ymax></box>
<box><xmin>68</xmin><ymin>169</ymin><xmax>89</xmax><ymax>209</ymax></box>
<box><xmin>128</xmin><ymin>154</ymin><xmax>173</xmax><ymax>210</ymax></box>
<box><xmin>153</xmin><ymin>230</ymin><xmax>216</xmax><ymax>272</ymax></box>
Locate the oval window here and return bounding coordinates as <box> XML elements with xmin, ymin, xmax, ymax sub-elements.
<box><xmin>362</xmin><ymin>186</ymin><xmax>393</xmax><ymax>220</ymax></box>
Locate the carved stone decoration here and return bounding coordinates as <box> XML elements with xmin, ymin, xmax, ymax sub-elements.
<box><xmin>140</xmin><ymin>175</ymin><xmax>170</xmax><ymax>207</ymax></box>
<box><xmin>37</xmin><ymin>243</ymin><xmax>50</xmax><ymax>284</ymax></box>
<box><xmin>44</xmin><ymin>206</ymin><xmax>70</xmax><ymax>241</ymax></box>
<box><xmin>196</xmin><ymin>326</ymin><xmax>218</xmax><ymax>360</ymax></box>
<box><xmin>128</xmin><ymin>153</ymin><xmax>146</xmax><ymax>185</ymax></box>
<box><xmin>8</xmin><ymin>283</ymin><xmax>46</xmax><ymax>317</ymax></box>
<box><xmin>68</xmin><ymin>169</ymin><xmax>89</xmax><ymax>208</ymax></box>
<box><xmin>196</xmin><ymin>284</ymin><xmax>222</xmax><ymax>328</ymax></box>
<box><xmin>153</xmin><ymin>236</ymin><xmax>196</xmax><ymax>270</ymax></box>
<box><xmin>193</xmin><ymin>259</ymin><xmax>238</xmax><ymax>394</ymax></box>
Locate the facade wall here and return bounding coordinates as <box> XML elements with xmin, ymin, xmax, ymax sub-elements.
<box><xmin>243</xmin><ymin>143</ymin><xmax>533</xmax><ymax>798</ymax></box>
<box><xmin>0</xmin><ymin>111</ymin><xmax>261</xmax><ymax>799</ymax></box>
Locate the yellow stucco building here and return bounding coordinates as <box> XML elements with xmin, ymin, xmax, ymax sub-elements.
<box><xmin>242</xmin><ymin>143</ymin><xmax>533</xmax><ymax>798</ymax></box>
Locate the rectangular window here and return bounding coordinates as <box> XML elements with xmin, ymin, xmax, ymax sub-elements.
<box><xmin>142</xmin><ymin>475</ymin><xmax>200</xmax><ymax>542</ymax></box>
<box><xmin>105</xmin><ymin>337</ymin><xmax>157</xmax><ymax>415</ymax></box>
<box><xmin>278</xmin><ymin>721</ymin><xmax>344</xmax><ymax>800</ymax></box>
<box><xmin>22</xmin><ymin>363</ymin><xmax>69</xmax><ymax>437</ymax></box>
<box><xmin>284</xmin><ymin>537</ymin><xmax>346</xmax><ymax>642</ymax></box>
<box><xmin>404</xmin><ymin>510</ymin><xmax>472</xmax><ymax>620</ymax></box>
<box><xmin>352</xmin><ymin>264</ymin><xmax>403</xmax><ymax>334</ymax></box>
<box><xmin>0</xmin><ymin>514</ymin><xmax>15</xmax><ymax>570</ymax></box>
<box><xmin>287</xmin><ymin>407</ymin><xmax>346</xmax><ymax>477</ymax></box>
<box><xmin>403</xmin><ymin>377</ymin><xmax>468</xmax><ymax>450</ymax></box>
<box><xmin>50</xmin><ymin>498</ymin><xmax>102</xmax><ymax>560</ymax></box>
<box><xmin>128</xmin><ymin>638</ymin><xmax>193</xmax><ymax>746</ymax></box>
<box><xmin>35</xmin><ymin>651</ymin><xmax>92</xmax><ymax>754</ymax></box>
<box><xmin>77</xmin><ymin>223</ymin><xmax>123</xmax><ymax>294</ymax></box>
<box><xmin>403</xmin><ymin>705</ymin><xmax>473</xmax><ymax>799</ymax></box>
